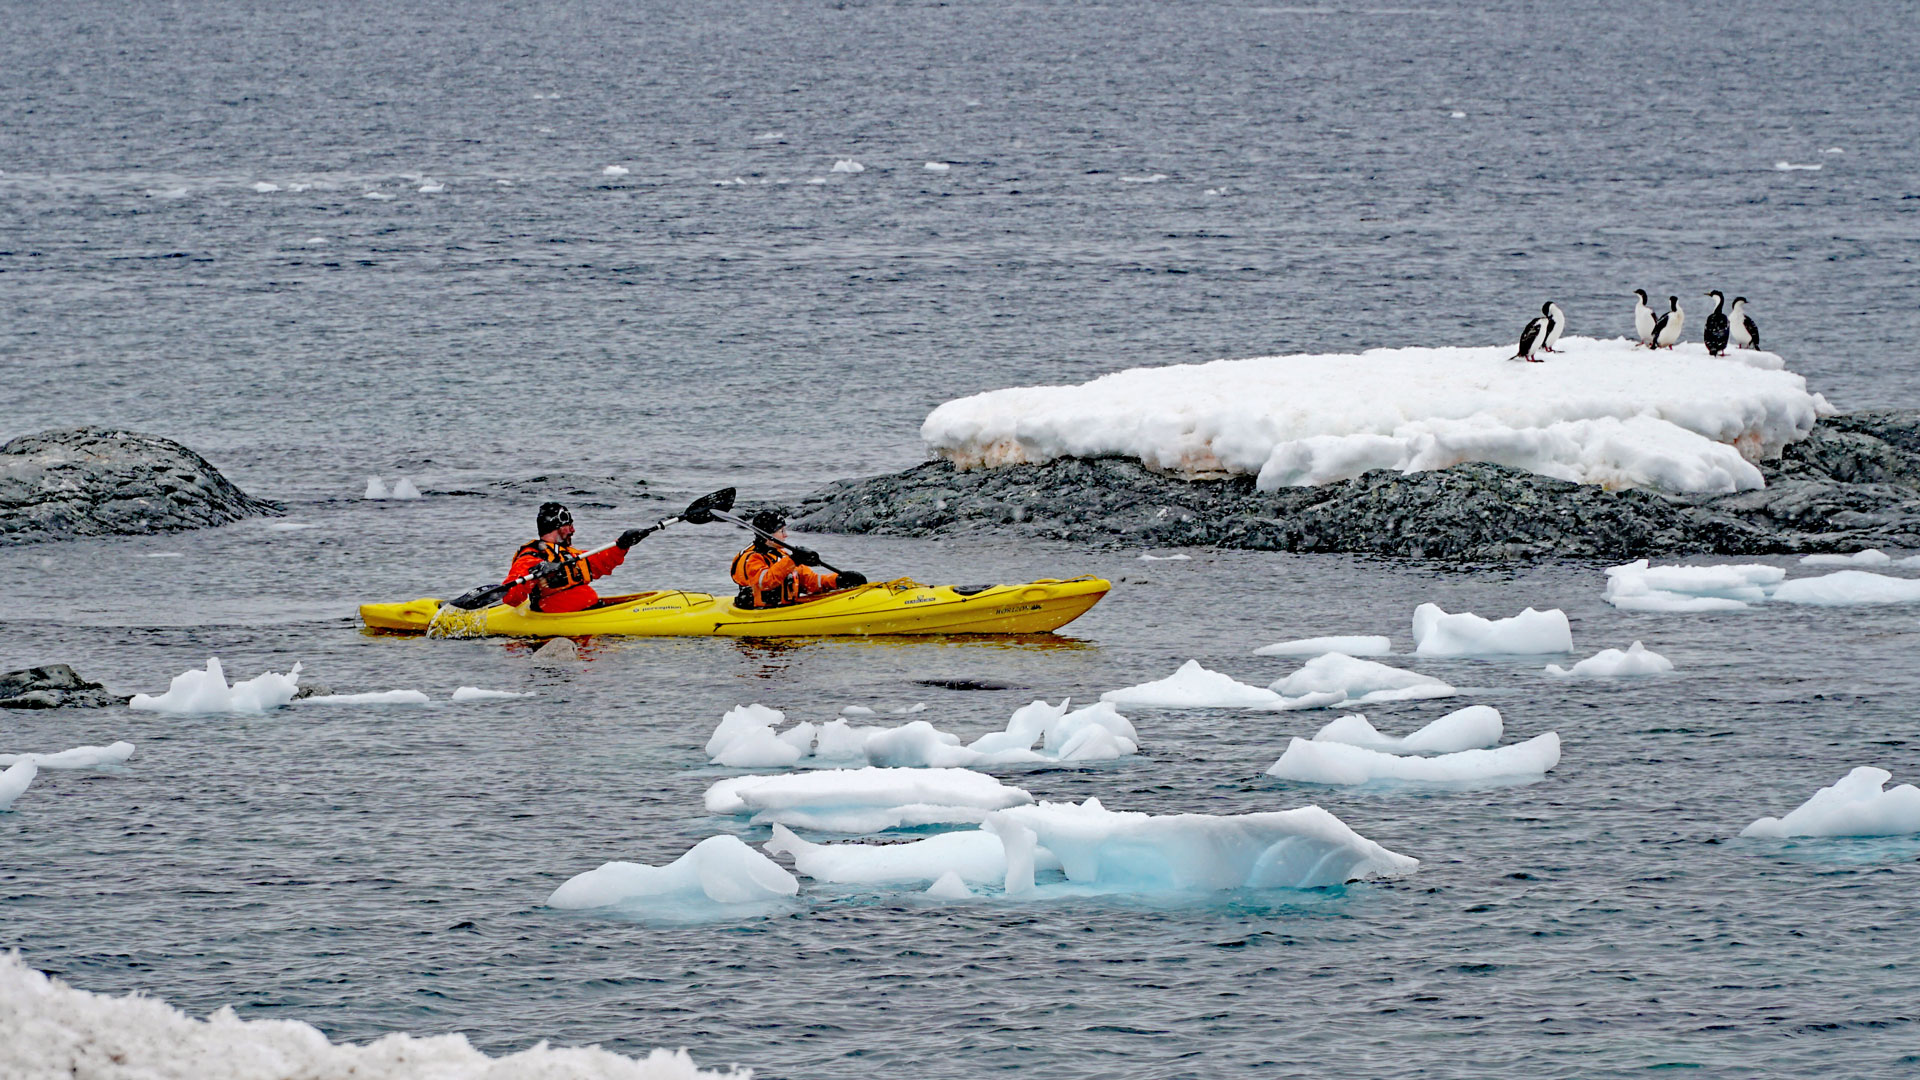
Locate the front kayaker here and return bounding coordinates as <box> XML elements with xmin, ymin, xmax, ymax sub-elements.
<box><xmin>503</xmin><ymin>502</ymin><xmax>648</xmax><ymax>613</ymax></box>
<box><xmin>730</xmin><ymin>509</ymin><xmax>866</xmax><ymax>609</ymax></box>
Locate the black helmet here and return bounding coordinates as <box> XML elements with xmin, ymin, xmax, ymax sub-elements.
<box><xmin>536</xmin><ymin>502</ymin><xmax>573</xmax><ymax>535</ymax></box>
<box><xmin>751</xmin><ymin>508</ymin><xmax>787</xmax><ymax>534</ymax></box>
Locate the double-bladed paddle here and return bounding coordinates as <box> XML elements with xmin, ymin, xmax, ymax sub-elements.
<box><xmin>708</xmin><ymin>507</ymin><xmax>847</xmax><ymax>575</ymax></box>
<box><xmin>445</xmin><ymin>487</ymin><xmax>736</xmax><ymax>611</ymax></box>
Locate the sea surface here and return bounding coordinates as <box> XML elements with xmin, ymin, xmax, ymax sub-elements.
<box><xmin>5</xmin><ymin>1</ymin><xmax>1920</xmax><ymax>1077</ymax></box>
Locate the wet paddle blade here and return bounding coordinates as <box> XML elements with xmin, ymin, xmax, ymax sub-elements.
<box><xmin>681</xmin><ymin>487</ymin><xmax>735</xmax><ymax>525</ymax></box>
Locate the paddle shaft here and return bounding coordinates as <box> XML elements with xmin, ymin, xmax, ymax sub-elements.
<box><xmin>710</xmin><ymin>508</ymin><xmax>843</xmax><ymax>574</ymax></box>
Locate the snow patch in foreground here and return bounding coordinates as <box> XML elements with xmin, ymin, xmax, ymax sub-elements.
<box><xmin>1310</xmin><ymin>706</ymin><xmax>1501</xmax><ymax>754</ymax></box>
<box><xmin>1254</xmin><ymin>635</ymin><xmax>1391</xmax><ymax>657</ymax></box>
<box><xmin>922</xmin><ymin>336</ymin><xmax>1822</xmax><ymax>495</ymax></box>
<box><xmin>1545</xmin><ymin>642</ymin><xmax>1673</xmax><ymax>678</ymax></box>
<box><xmin>1412</xmin><ymin>603</ymin><xmax>1572</xmax><ymax>656</ymax></box>
<box><xmin>0</xmin><ymin>741</ymin><xmax>136</xmax><ymax>769</ymax></box>
<box><xmin>706</xmin><ymin>700</ymin><xmax>1138</xmax><ymax>769</ymax></box>
<box><xmin>1265</xmin><ymin>652</ymin><xmax>1458</xmax><ymax>710</ymax></box>
<box><xmin>704</xmin><ymin>767</ymin><xmax>1033</xmax><ymax>833</ymax></box>
<box><xmin>129</xmin><ymin>659</ymin><xmax>301</xmax><ymax>715</ymax></box>
<box><xmin>1268</xmin><ymin>733</ymin><xmax>1560</xmax><ymax>787</ymax></box>
<box><xmin>0</xmin><ymin>953</ymin><xmax>745</xmax><ymax>1079</ymax></box>
<box><xmin>1101</xmin><ymin>660</ymin><xmax>1281</xmax><ymax>709</ymax></box>
<box><xmin>549</xmin><ymin>835</ymin><xmax>797</xmax><ymax>913</ymax></box>
<box><xmin>1607</xmin><ymin>561</ymin><xmax>1920</xmax><ymax>610</ymax></box>
<box><xmin>1741</xmin><ymin>767</ymin><xmax>1920</xmax><ymax>838</ymax></box>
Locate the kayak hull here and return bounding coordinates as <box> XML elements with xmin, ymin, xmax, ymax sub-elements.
<box><xmin>359</xmin><ymin>576</ymin><xmax>1110</xmax><ymax>638</ymax></box>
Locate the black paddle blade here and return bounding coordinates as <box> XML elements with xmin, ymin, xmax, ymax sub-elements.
<box><xmin>681</xmin><ymin>487</ymin><xmax>735</xmax><ymax>525</ymax></box>
<box><xmin>447</xmin><ymin>581</ymin><xmax>511</xmax><ymax>611</ymax></box>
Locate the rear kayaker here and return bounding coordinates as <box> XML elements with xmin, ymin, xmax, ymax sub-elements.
<box><xmin>360</xmin><ymin>576</ymin><xmax>1111</xmax><ymax>638</ymax></box>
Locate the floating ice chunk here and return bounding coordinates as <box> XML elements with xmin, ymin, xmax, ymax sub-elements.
<box><xmin>924</xmin><ymin>162</ymin><xmax>951</xmax><ymax>172</ymax></box>
<box><xmin>754</xmin><ymin>130</ymin><xmax>784</xmax><ymax>140</ymax></box>
<box><xmin>417</xmin><ymin>181</ymin><xmax>445</xmax><ymax>193</ymax></box>
<box><xmin>300</xmin><ymin>689</ymin><xmax>431</xmax><ymax>705</ymax></box>
<box><xmin>0</xmin><ymin>741</ymin><xmax>136</xmax><ymax>769</ymax></box>
<box><xmin>1545</xmin><ymin>641</ymin><xmax>1673</xmax><ymax>678</ymax></box>
<box><xmin>451</xmin><ymin>687</ymin><xmax>532</xmax><ymax>702</ymax></box>
<box><xmin>1102</xmin><ymin>660</ymin><xmax>1282</xmax><ymax>709</ymax></box>
<box><xmin>250</xmin><ymin>181</ymin><xmax>280</xmax><ymax>193</ymax></box>
<box><xmin>1741</xmin><ymin>767</ymin><xmax>1920</xmax><ymax>838</ymax></box>
<box><xmin>1903</xmin><ymin>555</ymin><xmax>1920</xmax><ymax>568</ymax></box>
<box><xmin>1312</xmin><ymin>705</ymin><xmax>1501</xmax><ymax>754</ymax></box>
<box><xmin>804</xmin><ymin>177</ymin><xmax>826</xmax><ymax>185</ymax></box>
<box><xmin>1254</xmin><ymin>635</ymin><xmax>1391</xmax><ymax>657</ymax></box>
<box><xmin>1774</xmin><ymin>161</ymin><xmax>1822</xmax><ymax>171</ymax></box>
<box><xmin>364</xmin><ymin>476</ymin><xmax>388</xmax><ymax>499</ymax></box>
<box><xmin>1769</xmin><ymin>570</ymin><xmax>1920</xmax><ymax>606</ymax></box>
<box><xmin>1266</xmin><ymin>652</ymin><xmax>1457</xmax><ymax>709</ymax></box>
<box><xmin>926</xmin><ymin>871</ymin><xmax>972</xmax><ymax>899</ymax></box>
<box><xmin>1801</xmin><ymin>549</ymin><xmax>1890</xmax><ymax>567</ymax></box>
<box><xmin>0</xmin><ymin>758</ymin><xmax>36</xmax><ymax>810</ymax></box>
<box><xmin>602</xmin><ymin>165</ymin><xmax>630</xmax><ymax>176</ymax></box>
<box><xmin>1822</xmin><ymin>147</ymin><xmax>1845</xmax><ymax>154</ymax></box>
<box><xmin>1138</xmin><ymin>552</ymin><xmax>1192</xmax><ymax>561</ymax></box>
<box><xmin>129</xmin><ymin>658</ymin><xmax>302</xmax><ymax>715</ymax></box>
<box><xmin>706</xmin><ymin>703</ymin><xmax>786</xmax><ymax>757</ymax></box>
<box><xmin>830</xmin><ymin>158</ymin><xmax>865</xmax><ymax>173</ymax></box>
<box><xmin>1449</xmin><ymin>110</ymin><xmax>1467</xmax><ymax>118</ymax></box>
<box><xmin>547</xmin><ymin>835</ymin><xmax>797</xmax><ymax>911</ymax></box>
<box><xmin>705</xmin><ymin>767</ymin><xmax>1033</xmax><ymax>833</ymax></box>
<box><xmin>1603</xmin><ymin>559</ymin><xmax>1784</xmax><ymax>612</ymax></box>
<box><xmin>362</xmin><ymin>190</ymin><xmax>396</xmax><ymax>200</ymax></box>
<box><xmin>839</xmin><ymin>705</ymin><xmax>876</xmax><ymax>717</ymax></box>
<box><xmin>304</xmin><ymin>236</ymin><xmax>326</xmax><ymax>245</ymax></box>
<box><xmin>892</xmin><ymin>702</ymin><xmax>927</xmax><ymax>714</ymax></box>
<box><xmin>1120</xmin><ymin>174</ymin><xmax>1168</xmax><ymax>183</ymax></box>
<box><xmin>765</xmin><ymin>823</ymin><xmax>1041</xmax><ymax>885</ymax></box>
<box><xmin>1411</xmin><ymin>603</ymin><xmax>1572</xmax><ymax>656</ymax></box>
<box><xmin>391</xmin><ymin>477</ymin><xmax>421</xmax><ymax>499</ymax></box>
<box><xmin>1267</xmin><ymin>732</ymin><xmax>1560</xmax><ymax>786</ymax></box>
<box><xmin>709</xmin><ymin>700</ymin><xmax>1138</xmax><ymax>770</ymax></box>
<box><xmin>987</xmin><ymin>798</ymin><xmax>1417</xmax><ymax>892</ymax></box>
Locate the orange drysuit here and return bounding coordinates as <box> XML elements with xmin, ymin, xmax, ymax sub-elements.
<box><xmin>503</xmin><ymin>539</ymin><xmax>627</xmax><ymax>612</ymax></box>
<box><xmin>730</xmin><ymin>544</ymin><xmax>840</xmax><ymax>608</ymax></box>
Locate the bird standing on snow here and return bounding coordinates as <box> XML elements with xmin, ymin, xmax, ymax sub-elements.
<box><xmin>1511</xmin><ymin>305</ymin><xmax>1550</xmax><ymax>362</ymax></box>
<box><xmin>1542</xmin><ymin>301</ymin><xmax>1566</xmax><ymax>352</ymax></box>
<box><xmin>1633</xmin><ymin>289</ymin><xmax>1657</xmax><ymax>347</ymax></box>
<box><xmin>1730</xmin><ymin>296</ymin><xmax>1760</xmax><ymax>350</ymax></box>
<box><xmin>1651</xmin><ymin>295</ymin><xmax>1684</xmax><ymax>349</ymax></box>
<box><xmin>1703</xmin><ymin>291</ymin><xmax>1730</xmax><ymax>356</ymax></box>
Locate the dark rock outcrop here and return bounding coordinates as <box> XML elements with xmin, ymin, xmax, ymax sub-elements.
<box><xmin>795</xmin><ymin>411</ymin><xmax>1920</xmax><ymax>561</ymax></box>
<box><xmin>0</xmin><ymin>665</ymin><xmax>131</xmax><ymax>709</ymax></box>
<box><xmin>1</xmin><ymin>428</ymin><xmax>281</xmax><ymax>545</ymax></box>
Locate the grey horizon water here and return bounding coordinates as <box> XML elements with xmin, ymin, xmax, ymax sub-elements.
<box><xmin>5</xmin><ymin>0</ymin><xmax>1920</xmax><ymax>1077</ymax></box>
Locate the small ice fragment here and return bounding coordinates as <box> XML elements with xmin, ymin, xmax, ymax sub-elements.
<box><xmin>1821</xmin><ymin>147</ymin><xmax>1845</xmax><ymax>154</ymax></box>
<box><xmin>364</xmin><ymin>476</ymin><xmax>388</xmax><ymax>499</ymax></box>
<box><xmin>1450</xmin><ymin>111</ymin><xmax>1466</xmax><ymax>118</ymax></box>
<box><xmin>250</xmin><ymin>181</ymin><xmax>280</xmax><ymax>193</ymax></box>
<box><xmin>362</xmin><ymin>191</ymin><xmax>396</xmax><ymax>200</ymax></box>
<box><xmin>128</xmin><ymin>658</ymin><xmax>302</xmax><ymax>715</ymax></box>
<box><xmin>1311</xmin><ymin>705</ymin><xmax>1501</xmax><ymax>754</ymax></box>
<box><xmin>602</xmin><ymin>165</ymin><xmax>629</xmax><ymax>176</ymax></box>
<box><xmin>1254</xmin><ymin>635</ymin><xmax>1391</xmax><ymax>658</ymax></box>
<box><xmin>926</xmin><ymin>871</ymin><xmax>972</xmax><ymax>899</ymax></box>
<box><xmin>924</xmin><ymin>162</ymin><xmax>951</xmax><ymax>172</ymax></box>
<box><xmin>451</xmin><ymin>687</ymin><xmax>532</xmax><ymax>702</ymax></box>
<box><xmin>1773</xmin><ymin>161</ymin><xmax>1821</xmax><ymax>171</ymax></box>
<box><xmin>1268</xmin><ymin>732</ymin><xmax>1560</xmax><ymax>786</ymax></box>
<box><xmin>1769</xmin><ymin>570</ymin><xmax>1920</xmax><ymax>606</ymax></box>
<box><xmin>1100</xmin><ymin>659</ymin><xmax>1283</xmax><ymax>709</ymax></box>
<box><xmin>0</xmin><ymin>742</ymin><xmax>136</xmax><ymax>770</ymax></box>
<box><xmin>1603</xmin><ymin>559</ymin><xmax>1783</xmax><ymax>612</ymax></box>
<box><xmin>805</xmin><ymin>177</ymin><xmax>826</xmax><ymax>185</ymax></box>
<box><xmin>1138</xmin><ymin>553</ymin><xmax>1192</xmax><ymax>561</ymax></box>
<box><xmin>1741</xmin><ymin>767</ymin><xmax>1920</xmax><ymax>838</ymax></box>
<box><xmin>705</xmin><ymin>767</ymin><xmax>1033</xmax><ymax>833</ymax></box>
<box><xmin>1411</xmin><ymin>603</ymin><xmax>1572</xmax><ymax>656</ymax></box>
<box><xmin>304</xmin><ymin>237</ymin><xmax>326</xmax><ymax>245</ymax></box>
<box><xmin>141</xmin><ymin>552</ymin><xmax>184</xmax><ymax>558</ymax></box>
<box><xmin>840</xmin><ymin>705</ymin><xmax>877</xmax><ymax>717</ymax></box>
<box><xmin>754</xmin><ymin>131</ymin><xmax>784</xmax><ymax>141</ymax></box>
<box><xmin>495</xmin><ymin>179</ymin><xmax>513</xmax><ymax>185</ymax></box>
<box><xmin>892</xmin><ymin>702</ymin><xmax>928</xmax><ymax>714</ymax></box>
<box><xmin>1120</xmin><ymin>174</ymin><xmax>1168</xmax><ymax>183</ymax></box>
<box><xmin>831</xmin><ymin>159</ymin><xmax>865</xmax><ymax>173</ymax></box>
<box><xmin>548</xmin><ymin>835</ymin><xmax>798</xmax><ymax>909</ymax></box>
<box><xmin>0</xmin><ymin>758</ymin><xmax>37</xmax><ymax>811</ymax></box>
<box><xmin>1267</xmin><ymin>652</ymin><xmax>1456</xmax><ymax>709</ymax></box>
<box><xmin>417</xmin><ymin>181</ymin><xmax>445</xmax><ymax>193</ymax></box>
<box><xmin>1544</xmin><ymin>641</ymin><xmax>1674</xmax><ymax>678</ymax></box>
<box><xmin>1800</xmin><ymin>549</ymin><xmax>1890</xmax><ymax>568</ymax></box>
<box><xmin>391</xmin><ymin>477</ymin><xmax>421</xmax><ymax>499</ymax></box>
<box><xmin>300</xmin><ymin>690</ymin><xmax>431</xmax><ymax>705</ymax></box>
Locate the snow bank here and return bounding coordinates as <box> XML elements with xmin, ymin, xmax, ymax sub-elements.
<box><xmin>1267</xmin><ymin>732</ymin><xmax>1560</xmax><ymax>786</ymax></box>
<box><xmin>1801</xmin><ymin>550</ymin><xmax>1891</xmax><ymax>568</ymax></box>
<box><xmin>1741</xmin><ymin>767</ymin><xmax>1920</xmax><ymax>838</ymax></box>
<box><xmin>0</xmin><ymin>741</ymin><xmax>136</xmax><ymax>769</ymax></box>
<box><xmin>129</xmin><ymin>659</ymin><xmax>301</xmax><ymax>715</ymax></box>
<box><xmin>704</xmin><ymin>767</ymin><xmax>1033</xmax><ymax>833</ymax></box>
<box><xmin>1769</xmin><ymin>570</ymin><xmax>1920</xmax><ymax>606</ymax></box>
<box><xmin>922</xmin><ymin>336</ymin><xmax>1821</xmax><ymax>495</ymax></box>
<box><xmin>1254</xmin><ymin>635</ymin><xmax>1392</xmax><ymax>657</ymax></box>
<box><xmin>0</xmin><ymin>758</ymin><xmax>35</xmax><ymax>810</ymax></box>
<box><xmin>299</xmin><ymin>690</ymin><xmax>431</xmax><ymax>706</ymax></box>
<box><xmin>1311</xmin><ymin>706</ymin><xmax>1501</xmax><ymax>754</ymax></box>
<box><xmin>1101</xmin><ymin>660</ymin><xmax>1282</xmax><ymax>709</ymax></box>
<box><xmin>548</xmin><ymin>835</ymin><xmax>797</xmax><ymax>911</ymax></box>
<box><xmin>1545</xmin><ymin>641</ymin><xmax>1673</xmax><ymax>678</ymax></box>
<box><xmin>986</xmin><ymin>798</ymin><xmax>1417</xmax><ymax>893</ymax></box>
<box><xmin>1411</xmin><ymin>603</ymin><xmax>1572</xmax><ymax>656</ymax></box>
<box><xmin>1265</xmin><ymin>652</ymin><xmax>1457</xmax><ymax>710</ymax></box>
<box><xmin>0</xmin><ymin>953</ymin><xmax>747</xmax><ymax>1080</ymax></box>
<box><xmin>1604</xmin><ymin>560</ymin><xmax>1784</xmax><ymax>612</ymax></box>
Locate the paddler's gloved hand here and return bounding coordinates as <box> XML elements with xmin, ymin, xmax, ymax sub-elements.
<box><xmin>836</xmin><ymin>570</ymin><xmax>867</xmax><ymax>587</ymax></box>
<box><xmin>617</xmin><ymin>527</ymin><xmax>650</xmax><ymax>549</ymax></box>
<box><xmin>788</xmin><ymin>546</ymin><xmax>821</xmax><ymax>567</ymax></box>
<box><xmin>534</xmin><ymin>560</ymin><xmax>569</xmax><ymax>584</ymax></box>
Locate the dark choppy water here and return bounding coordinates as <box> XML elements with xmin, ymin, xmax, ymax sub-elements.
<box><xmin>5</xmin><ymin>2</ymin><xmax>1920</xmax><ymax>1077</ymax></box>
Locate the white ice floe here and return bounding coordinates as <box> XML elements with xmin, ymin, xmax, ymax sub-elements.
<box><xmin>830</xmin><ymin>158</ymin><xmax>865</xmax><ymax>173</ymax></box>
<box><xmin>1774</xmin><ymin>161</ymin><xmax>1822</xmax><ymax>171</ymax></box>
<box><xmin>1267</xmin><ymin>732</ymin><xmax>1561</xmax><ymax>787</ymax></box>
<box><xmin>129</xmin><ymin>659</ymin><xmax>301</xmax><ymax>715</ymax></box>
<box><xmin>926</xmin><ymin>872</ymin><xmax>972</xmax><ymax>899</ymax></box>
<box><xmin>1311</xmin><ymin>706</ymin><xmax>1501</xmax><ymax>754</ymax></box>
<box><xmin>1254</xmin><ymin>635</ymin><xmax>1392</xmax><ymax>658</ymax></box>
<box><xmin>1411</xmin><ymin>603</ymin><xmax>1572</xmax><ymax>656</ymax></box>
<box><xmin>601</xmin><ymin>165</ymin><xmax>629</xmax><ymax>176</ymax></box>
<box><xmin>417</xmin><ymin>181</ymin><xmax>445</xmax><ymax>193</ymax></box>
<box><xmin>766</xmin><ymin>822</ymin><xmax>1052</xmax><ymax>886</ymax></box>
<box><xmin>249</xmin><ymin>181</ymin><xmax>279</xmax><ymax>192</ymax></box>
<box><xmin>451</xmin><ymin>687</ymin><xmax>532</xmax><ymax>702</ymax></box>
<box><xmin>1265</xmin><ymin>652</ymin><xmax>1457</xmax><ymax>710</ymax></box>
<box><xmin>0</xmin><ymin>759</ymin><xmax>35</xmax><ymax>810</ymax></box>
<box><xmin>362</xmin><ymin>190</ymin><xmax>396</xmax><ymax>200</ymax></box>
<box><xmin>922</xmin><ymin>336</ymin><xmax>1823</xmax><ymax>495</ymax></box>
<box><xmin>390</xmin><ymin>477</ymin><xmax>421</xmax><ymax>499</ymax></box>
<box><xmin>0</xmin><ymin>953</ymin><xmax>749</xmax><ymax>1080</ymax></box>
<box><xmin>707</xmin><ymin>701</ymin><xmax>1138</xmax><ymax>770</ymax></box>
<box><xmin>1769</xmin><ymin>570</ymin><xmax>1920</xmax><ymax>606</ymax></box>
<box><xmin>987</xmin><ymin>798</ymin><xmax>1417</xmax><ymax>893</ymax></box>
<box><xmin>1120</xmin><ymin>174</ymin><xmax>1168</xmax><ymax>183</ymax></box>
<box><xmin>300</xmin><ymin>690</ymin><xmax>431</xmax><ymax>705</ymax></box>
<box><xmin>704</xmin><ymin>767</ymin><xmax>1032</xmax><ymax>833</ymax></box>
<box><xmin>0</xmin><ymin>741</ymin><xmax>136</xmax><ymax>769</ymax></box>
<box><xmin>1740</xmin><ymin>767</ymin><xmax>1920</xmax><ymax>838</ymax></box>
<box><xmin>1138</xmin><ymin>552</ymin><xmax>1192</xmax><ymax>561</ymax></box>
<box><xmin>838</xmin><ymin>705</ymin><xmax>876</xmax><ymax>717</ymax></box>
<box><xmin>1800</xmin><ymin>549</ymin><xmax>1891</xmax><ymax>567</ymax></box>
<box><xmin>364</xmin><ymin>476</ymin><xmax>388</xmax><ymax>499</ymax></box>
<box><xmin>1604</xmin><ymin>559</ymin><xmax>1784</xmax><ymax>612</ymax></box>
<box><xmin>924</xmin><ymin>162</ymin><xmax>951</xmax><ymax>172</ymax></box>
<box><xmin>1545</xmin><ymin>641</ymin><xmax>1673</xmax><ymax>678</ymax></box>
<box><xmin>548</xmin><ymin>835</ymin><xmax>797</xmax><ymax>911</ymax></box>
<box><xmin>1101</xmin><ymin>660</ymin><xmax>1282</xmax><ymax>709</ymax></box>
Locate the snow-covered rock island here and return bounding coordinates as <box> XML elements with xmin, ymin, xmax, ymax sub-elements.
<box><xmin>799</xmin><ymin>340</ymin><xmax>1920</xmax><ymax>560</ymax></box>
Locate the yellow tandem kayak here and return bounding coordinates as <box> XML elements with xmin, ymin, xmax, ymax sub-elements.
<box><xmin>359</xmin><ymin>576</ymin><xmax>1111</xmax><ymax>638</ymax></box>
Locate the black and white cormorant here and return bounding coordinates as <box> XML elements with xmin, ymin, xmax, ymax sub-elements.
<box><xmin>1651</xmin><ymin>295</ymin><xmax>1684</xmax><ymax>349</ymax></box>
<box><xmin>1730</xmin><ymin>297</ymin><xmax>1760</xmax><ymax>350</ymax></box>
<box><xmin>1703</xmin><ymin>291</ymin><xmax>1730</xmax><ymax>356</ymax></box>
<box><xmin>1633</xmin><ymin>289</ymin><xmax>1657</xmax><ymax>347</ymax></box>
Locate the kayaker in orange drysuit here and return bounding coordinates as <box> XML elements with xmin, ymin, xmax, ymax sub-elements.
<box><xmin>729</xmin><ymin>509</ymin><xmax>866</xmax><ymax>609</ymax></box>
<box><xmin>502</xmin><ymin>502</ymin><xmax>648</xmax><ymax>612</ymax></box>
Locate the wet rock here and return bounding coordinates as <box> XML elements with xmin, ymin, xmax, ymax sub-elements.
<box><xmin>1</xmin><ymin>428</ymin><xmax>281</xmax><ymax>545</ymax></box>
<box><xmin>796</xmin><ymin>411</ymin><xmax>1920</xmax><ymax>561</ymax></box>
<box><xmin>0</xmin><ymin>664</ymin><xmax>131</xmax><ymax>710</ymax></box>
